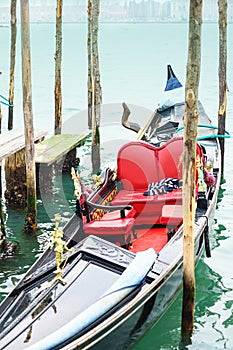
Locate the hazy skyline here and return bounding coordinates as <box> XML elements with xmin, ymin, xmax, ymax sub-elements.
<box><xmin>0</xmin><ymin>0</ymin><xmax>232</xmax><ymax>23</ymax></box>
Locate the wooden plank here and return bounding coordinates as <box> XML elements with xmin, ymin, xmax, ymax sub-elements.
<box><xmin>0</xmin><ymin>130</ymin><xmax>23</xmax><ymax>147</ymax></box>
<box><xmin>35</xmin><ymin>134</ymin><xmax>87</xmax><ymax>166</ymax></box>
<box><xmin>0</xmin><ymin>129</ymin><xmax>47</xmax><ymax>161</ymax></box>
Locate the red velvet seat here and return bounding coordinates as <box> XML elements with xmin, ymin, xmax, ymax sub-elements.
<box><xmin>159</xmin><ymin>204</ymin><xmax>183</xmax><ymax>226</ymax></box>
<box><xmin>117</xmin><ymin>137</ymin><xmax>183</xmax><ymax>191</ymax></box>
<box><xmin>113</xmin><ymin>137</ymin><xmax>203</xmax><ymax>226</ymax></box>
<box><xmin>113</xmin><ymin>137</ymin><xmax>184</xmax><ymax>225</ymax></box>
<box><xmin>83</xmin><ymin>217</ymin><xmax>135</xmax><ymax>246</ymax></box>
<box><xmin>112</xmin><ymin>189</ymin><xmax>182</xmax><ymax>225</ymax></box>
<box><xmin>100</xmin><ymin>208</ymin><xmax>136</xmax><ymax>220</ymax></box>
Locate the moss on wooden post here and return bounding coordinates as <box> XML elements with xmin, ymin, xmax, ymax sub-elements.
<box><xmin>20</xmin><ymin>0</ymin><xmax>37</xmax><ymax>233</ymax></box>
<box><xmin>8</xmin><ymin>0</ymin><xmax>17</xmax><ymax>131</ymax></box>
<box><xmin>182</xmin><ymin>0</ymin><xmax>203</xmax><ymax>343</ymax></box>
<box><xmin>54</xmin><ymin>0</ymin><xmax>63</xmax><ymax>135</ymax></box>
<box><xmin>218</xmin><ymin>0</ymin><xmax>227</xmax><ymax>178</ymax></box>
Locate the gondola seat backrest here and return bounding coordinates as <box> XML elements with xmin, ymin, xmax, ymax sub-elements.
<box><xmin>117</xmin><ymin>136</ymin><xmax>184</xmax><ymax>192</ymax></box>
<box><xmin>114</xmin><ymin>136</ymin><xmax>204</xmax><ymax>225</ymax></box>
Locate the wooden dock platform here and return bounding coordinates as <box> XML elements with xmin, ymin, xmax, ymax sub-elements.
<box><xmin>0</xmin><ymin>129</ymin><xmax>47</xmax><ymax>162</ymax></box>
<box><xmin>1</xmin><ymin>130</ymin><xmax>88</xmax><ymax>206</ymax></box>
<box><xmin>35</xmin><ymin>133</ymin><xmax>88</xmax><ymax>166</ymax></box>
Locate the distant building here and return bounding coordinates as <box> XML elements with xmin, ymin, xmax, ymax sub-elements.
<box><xmin>0</xmin><ymin>0</ymin><xmax>232</xmax><ymax>23</ymax></box>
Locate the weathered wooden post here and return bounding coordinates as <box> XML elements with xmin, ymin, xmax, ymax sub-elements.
<box><xmin>0</xmin><ymin>166</ymin><xmax>6</xmax><ymax>244</ymax></box>
<box><xmin>8</xmin><ymin>0</ymin><xmax>17</xmax><ymax>131</ymax></box>
<box><xmin>87</xmin><ymin>0</ymin><xmax>93</xmax><ymax>129</ymax></box>
<box><xmin>91</xmin><ymin>0</ymin><xmax>102</xmax><ymax>174</ymax></box>
<box><xmin>0</xmin><ymin>130</ymin><xmax>6</xmax><ymax>245</ymax></box>
<box><xmin>54</xmin><ymin>0</ymin><xmax>63</xmax><ymax>135</ymax></box>
<box><xmin>20</xmin><ymin>0</ymin><xmax>37</xmax><ymax>233</ymax></box>
<box><xmin>218</xmin><ymin>0</ymin><xmax>227</xmax><ymax>178</ymax></box>
<box><xmin>0</xmin><ymin>83</ymin><xmax>6</xmax><ymax>247</ymax></box>
<box><xmin>0</xmin><ymin>86</ymin><xmax>6</xmax><ymax>243</ymax></box>
<box><xmin>182</xmin><ymin>0</ymin><xmax>203</xmax><ymax>342</ymax></box>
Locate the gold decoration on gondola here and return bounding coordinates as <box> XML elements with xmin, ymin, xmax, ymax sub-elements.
<box><xmin>70</xmin><ymin>166</ymin><xmax>117</xmax><ymax>220</ymax></box>
<box><xmin>196</xmin><ymin>155</ymin><xmax>207</xmax><ymax>192</ymax></box>
<box><xmin>71</xmin><ymin>166</ymin><xmax>82</xmax><ymax>199</ymax></box>
<box><xmin>91</xmin><ymin>188</ymin><xmax>117</xmax><ymax>220</ymax></box>
<box><xmin>49</xmin><ymin>214</ymin><xmax>73</xmax><ymax>285</ymax></box>
<box><xmin>92</xmin><ymin>174</ymin><xmax>104</xmax><ymax>188</ymax></box>
<box><xmin>110</xmin><ymin>169</ymin><xmax>117</xmax><ymax>182</ymax></box>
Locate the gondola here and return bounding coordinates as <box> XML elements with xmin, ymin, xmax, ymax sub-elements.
<box><xmin>0</xmin><ymin>66</ymin><xmax>224</xmax><ymax>349</ymax></box>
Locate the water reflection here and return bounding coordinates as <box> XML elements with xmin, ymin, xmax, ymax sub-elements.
<box><xmin>0</xmin><ymin>208</ymin><xmax>40</xmax><ymax>302</ymax></box>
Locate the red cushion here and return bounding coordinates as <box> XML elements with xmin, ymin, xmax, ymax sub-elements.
<box><xmin>112</xmin><ymin>189</ymin><xmax>182</xmax><ymax>204</ymax></box>
<box><xmin>112</xmin><ymin>189</ymin><xmax>182</xmax><ymax>218</ymax></box>
<box><xmin>101</xmin><ymin>208</ymin><xmax>136</xmax><ymax>220</ymax></box>
<box><xmin>83</xmin><ymin>218</ymin><xmax>135</xmax><ymax>235</ymax></box>
<box><xmin>159</xmin><ymin>205</ymin><xmax>183</xmax><ymax>225</ymax></box>
<box><xmin>112</xmin><ymin>189</ymin><xmax>182</xmax><ymax>226</ymax></box>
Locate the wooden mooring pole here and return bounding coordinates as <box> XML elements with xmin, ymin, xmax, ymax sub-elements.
<box><xmin>0</xmin><ymin>106</ymin><xmax>6</xmax><ymax>246</ymax></box>
<box><xmin>182</xmin><ymin>0</ymin><xmax>203</xmax><ymax>343</ymax></box>
<box><xmin>0</xmin><ymin>165</ymin><xmax>6</xmax><ymax>244</ymax></box>
<box><xmin>87</xmin><ymin>0</ymin><xmax>93</xmax><ymax>129</ymax></box>
<box><xmin>91</xmin><ymin>0</ymin><xmax>102</xmax><ymax>174</ymax></box>
<box><xmin>8</xmin><ymin>0</ymin><xmax>17</xmax><ymax>131</ymax></box>
<box><xmin>218</xmin><ymin>0</ymin><xmax>227</xmax><ymax>178</ymax></box>
<box><xmin>54</xmin><ymin>0</ymin><xmax>63</xmax><ymax>135</ymax></box>
<box><xmin>20</xmin><ymin>0</ymin><xmax>37</xmax><ymax>233</ymax></box>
